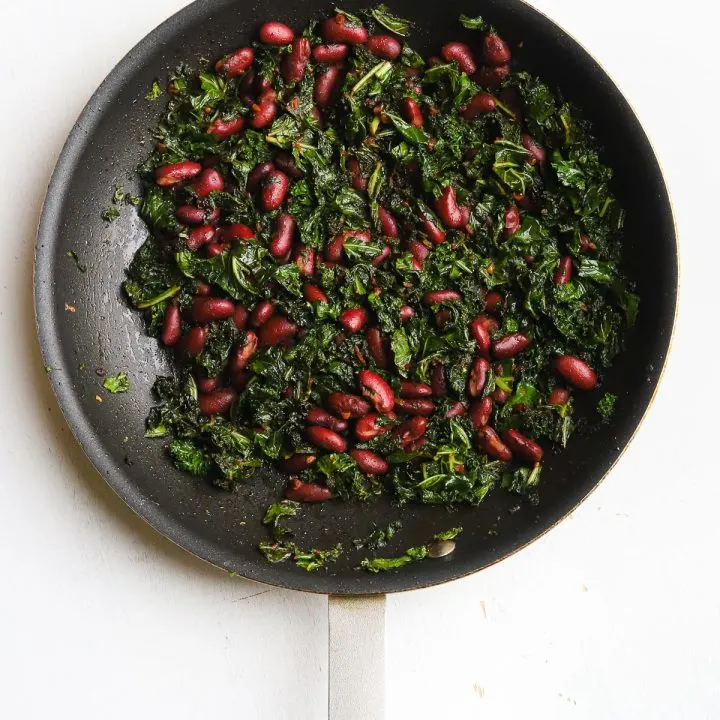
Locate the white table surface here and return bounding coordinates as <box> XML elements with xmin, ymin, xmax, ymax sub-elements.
<box><xmin>0</xmin><ymin>1</ymin><xmax>714</xmax><ymax>717</ymax></box>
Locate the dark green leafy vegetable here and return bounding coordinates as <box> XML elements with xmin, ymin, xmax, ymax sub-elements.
<box><xmin>597</xmin><ymin>392</ymin><xmax>617</xmax><ymax>420</ymax></box>
<box><xmin>103</xmin><ymin>372</ymin><xmax>130</xmax><ymax>394</ymax></box>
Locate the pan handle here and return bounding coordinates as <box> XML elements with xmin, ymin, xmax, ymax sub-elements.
<box><xmin>328</xmin><ymin>594</ymin><xmax>386</xmax><ymax>720</ymax></box>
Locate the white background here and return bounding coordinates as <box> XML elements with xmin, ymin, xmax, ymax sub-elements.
<box><xmin>0</xmin><ymin>1</ymin><xmax>715</xmax><ymax>718</ymax></box>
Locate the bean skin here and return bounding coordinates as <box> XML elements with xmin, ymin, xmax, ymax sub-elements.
<box><xmin>312</xmin><ymin>43</ymin><xmax>350</xmax><ymax>63</ymax></box>
<box><xmin>196</xmin><ymin>373</ymin><xmax>219</xmax><ymax>394</ymax></box>
<box><xmin>484</xmin><ymin>292</ymin><xmax>503</xmax><ymax>314</ymax></box>
<box><xmin>502</xmin><ymin>429</ymin><xmax>543</xmax><ymax>464</ymax></box>
<box><xmin>468</xmin><ymin>357</ymin><xmax>491</xmax><ymax>397</ymax></box>
<box><xmin>471</xmin><ymin>396</ymin><xmax>493</xmax><ymax>428</ymax></box>
<box><xmin>222</xmin><ymin>223</ymin><xmax>255</xmax><ymax>242</ymax></box>
<box><xmin>483</xmin><ymin>33</ymin><xmax>512</xmax><ymax>66</ymax></box>
<box><xmin>399</xmin><ymin>381</ymin><xmax>433</xmax><ymax>399</ymax></box>
<box><xmin>366</xmin><ymin>327</ymin><xmax>390</xmax><ymax>369</ymax></box>
<box><xmin>504</xmin><ymin>206</ymin><xmax>521</xmax><ymax>238</ymax></box>
<box><xmin>191</xmin><ymin>297</ymin><xmax>235</xmax><ymax>323</ymax></box>
<box><xmin>258</xmin><ymin>314</ymin><xmax>297</xmax><ymax>346</ymax></box>
<box><xmin>303</xmin><ymin>284</ymin><xmax>329</xmax><ymax>303</ymax></box>
<box><xmin>580</xmin><ymin>234</ymin><xmax>597</xmax><ymax>253</ymax></box>
<box><xmin>260</xmin><ymin>169</ymin><xmax>289</xmax><ymax>211</ymax></box>
<box><xmin>434</xmin><ymin>186</ymin><xmax>467</xmax><ymax>229</ymax></box>
<box><xmin>400</xmin><ymin>97</ymin><xmax>424</xmax><ymax>128</ymax></box>
<box><xmin>250</xmin><ymin>93</ymin><xmax>279</xmax><ymax>129</ymax></box>
<box><xmin>278</xmin><ymin>454</ymin><xmax>317</xmax><ymax>473</ymax></box>
<box><xmin>492</xmin><ymin>387</ymin><xmax>510</xmax><ymax>403</ymax></box>
<box><xmin>372</xmin><ymin>244</ymin><xmax>392</xmax><ymax>267</ymax></box>
<box><xmin>445</xmin><ymin>401</ymin><xmax>468</xmax><ymax>418</ymax></box>
<box><xmin>392</xmin><ymin>415</ymin><xmax>427</xmax><ymax>444</ymax></box>
<box><xmin>350</xmin><ymin>449</ymin><xmax>389</xmax><ymax>475</ymax></box>
<box><xmin>181</xmin><ymin>326</ymin><xmax>207</xmax><ymax>357</ymax></box>
<box><xmin>215</xmin><ymin>47</ymin><xmax>254</xmax><ymax>78</ymax></box>
<box><xmin>270</xmin><ymin>213</ymin><xmax>296</xmax><ymax>258</ymax></box>
<box><xmin>273</xmin><ymin>152</ymin><xmax>304</xmax><ymax>180</ymax></box>
<box><xmin>195</xmin><ymin>281</ymin><xmax>212</xmax><ymax>296</ymax></box>
<box><xmin>233</xmin><ymin>305</ymin><xmax>249</xmax><ymax>330</ymax></box>
<box><xmin>406</xmin><ymin>240</ymin><xmax>428</xmax><ymax>264</ymax></box>
<box><xmin>250</xmin><ymin>300</ymin><xmax>275</xmax><ymax>328</ymax></box>
<box><xmin>339</xmin><ymin>307</ymin><xmax>369</xmax><ymax>333</ymax></box>
<box><xmin>325</xmin><ymin>229</ymin><xmax>371</xmax><ymax>262</ymax></box>
<box><xmin>230</xmin><ymin>331</ymin><xmax>258</xmax><ymax>373</ymax></box>
<box><xmin>359</xmin><ymin>369</ymin><xmax>395</xmax><ymax>413</ymax></box>
<box><xmin>285</xmin><ymin>478</ymin><xmax>333</xmax><ymax>502</ymax></box>
<box><xmin>247</xmin><ymin>161</ymin><xmax>274</xmax><ymax>193</ymax></box>
<box><xmin>198</xmin><ymin>388</ymin><xmax>237</xmax><ymax>417</ymax></box>
<box><xmin>282</xmin><ymin>37</ymin><xmax>311</xmax><ymax>83</ymax></box>
<box><xmin>421</xmin><ymin>217</ymin><xmax>446</xmax><ymax>245</ymax></box>
<box><xmin>207</xmin><ymin>116</ymin><xmax>245</xmax><ymax>138</ymax></box>
<box><xmin>394</xmin><ymin>398</ymin><xmax>435</xmax><ymax>416</ymax></box>
<box><xmin>176</xmin><ymin>205</ymin><xmax>215</xmax><ymax>225</ymax></box>
<box><xmin>521</xmin><ymin>134</ymin><xmax>546</xmax><ymax>166</ymax></box>
<box><xmin>155</xmin><ymin>161</ymin><xmax>203</xmax><ymax>187</ymax></box>
<box><xmin>259</xmin><ymin>21</ymin><xmax>294</xmax><ymax>46</ymax></box>
<box><xmin>327</xmin><ymin>392</ymin><xmax>371</xmax><ymax>420</ymax></box>
<box><xmin>554</xmin><ymin>256</ymin><xmax>573</xmax><ymax>285</ymax></box>
<box><xmin>554</xmin><ymin>355</ymin><xmax>598</xmax><ymax>390</ymax></box>
<box><xmin>462</xmin><ymin>92</ymin><xmax>496</xmax><ymax>120</ymax></box>
<box><xmin>441</xmin><ymin>41</ymin><xmax>477</xmax><ymax>75</ymax></box>
<box><xmin>423</xmin><ymin>289</ymin><xmax>462</xmax><ymax>305</ymax></box>
<box><xmin>355</xmin><ymin>412</ymin><xmax>395</xmax><ymax>442</ymax></box>
<box><xmin>321</xmin><ymin>15</ymin><xmax>368</xmax><ymax>44</ymax></box>
<box><xmin>473</xmin><ymin>64</ymin><xmax>509</xmax><ymax>89</ymax></box>
<box><xmin>400</xmin><ymin>305</ymin><xmax>415</xmax><ymax>322</ymax></box>
<box><xmin>206</xmin><ymin>241</ymin><xmax>229</xmax><ymax>257</ymax></box>
<box><xmin>478</xmin><ymin>426</ymin><xmax>512</xmax><ymax>462</ymax></box>
<box><xmin>431</xmin><ymin>362</ymin><xmax>447</xmax><ymax>397</ymax></box>
<box><xmin>346</xmin><ymin>157</ymin><xmax>367</xmax><ymax>192</ymax></box>
<box><xmin>161</xmin><ymin>302</ymin><xmax>181</xmax><ymax>346</ymax></box>
<box><xmin>192</xmin><ymin>168</ymin><xmax>224</xmax><ymax>197</ymax></box>
<box><xmin>306</xmin><ymin>407</ymin><xmax>348</xmax><ymax>433</ymax></box>
<box><xmin>492</xmin><ymin>333</ymin><xmax>531</xmax><ymax>359</ymax></box>
<box><xmin>186</xmin><ymin>225</ymin><xmax>216</xmax><ymax>251</ymax></box>
<box><xmin>548</xmin><ymin>387</ymin><xmax>570</xmax><ymax>406</ymax></box>
<box><xmin>294</xmin><ymin>244</ymin><xmax>315</xmax><ymax>276</ymax></box>
<box><xmin>314</xmin><ymin>64</ymin><xmax>342</xmax><ymax>108</ymax></box>
<box><xmin>404</xmin><ymin>436</ymin><xmax>428</xmax><ymax>452</ymax></box>
<box><xmin>378</xmin><ymin>207</ymin><xmax>399</xmax><ymax>238</ymax></box>
<box><xmin>435</xmin><ymin>309</ymin><xmax>451</xmax><ymax>329</ymax></box>
<box><xmin>306</xmin><ymin>425</ymin><xmax>347</xmax><ymax>452</ymax></box>
<box><xmin>469</xmin><ymin>317</ymin><xmax>492</xmax><ymax>356</ymax></box>
<box><xmin>367</xmin><ymin>34</ymin><xmax>402</xmax><ymax>59</ymax></box>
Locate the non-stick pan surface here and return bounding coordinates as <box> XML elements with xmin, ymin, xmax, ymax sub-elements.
<box><xmin>35</xmin><ymin>0</ymin><xmax>677</xmax><ymax>594</ymax></box>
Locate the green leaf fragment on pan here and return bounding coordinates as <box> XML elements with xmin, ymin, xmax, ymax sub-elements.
<box><xmin>458</xmin><ymin>14</ymin><xmax>489</xmax><ymax>30</ymax></box>
<box><xmin>103</xmin><ymin>372</ymin><xmax>130</xmax><ymax>394</ymax></box>
<box><xmin>360</xmin><ymin>545</ymin><xmax>428</xmax><ymax>573</ymax></box>
<box><xmin>101</xmin><ymin>206</ymin><xmax>120</xmax><ymax>222</ymax></box>
<box><xmin>369</xmin><ymin>4</ymin><xmax>412</xmax><ymax>36</ymax></box>
<box><xmin>145</xmin><ymin>79</ymin><xmax>163</xmax><ymax>101</ymax></box>
<box><xmin>597</xmin><ymin>392</ymin><xmax>617</xmax><ymax>421</ymax></box>
<box><xmin>433</xmin><ymin>526</ymin><xmax>463</xmax><ymax>541</ymax></box>
<box><xmin>66</xmin><ymin>250</ymin><xmax>87</xmax><ymax>272</ymax></box>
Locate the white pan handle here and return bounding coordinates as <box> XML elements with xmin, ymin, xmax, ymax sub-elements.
<box><xmin>328</xmin><ymin>594</ymin><xmax>386</xmax><ymax>720</ymax></box>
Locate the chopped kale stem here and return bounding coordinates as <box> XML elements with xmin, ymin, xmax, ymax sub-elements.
<box><xmin>120</xmin><ymin>8</ymin><xmax>637</xmax><ymax>569</ymax></box>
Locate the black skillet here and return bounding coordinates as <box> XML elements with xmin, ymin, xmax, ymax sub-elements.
<box><xmin>35</xmin><ymin>0</ymin><xmax>676</xmax><ymax>597</ymax></box>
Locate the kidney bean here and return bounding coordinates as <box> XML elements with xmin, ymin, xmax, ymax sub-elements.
<box><xmin>303</xmin><ymin>283</ymin><xmax>328</xmax><ymax>303</ymax></box>
<box><xmin>260</xmin><ymin>169</ymin><xmax>290</xmax><ymax>211</ymax></box>
<box><xmin>192</xmin><ymin>168</ymin><xmax>224</xmax><ymax>197</ymax></box>
<box><xmin>392</xmin><ymin>415</ymin><xmax>427</xmax><ymax>444</ymax></box>
<box><xmin>229</xmin><ymin>305</ymin><xmax>247</xmax><ymax>330</ymax></box>
<box><xmin>321</xmin><ymin>15</ymin><xmax>368</xmax><ymax>44</ymax></box>
<box><xmin>364</xmin><ymin>327</ymin><xmax>390</xmax><ymax>369</ymax></box>
<box><xmin>367</xmin><ymin>34</ymin><xmax>401</xmax><ymax>59</ymax></box>
<box><xmin>176</xmin><ymin>205</ymin><xmax>216</xmax><ymax>226</ymax></box>
<box><xmin>306</xmin><ymin>407</ymin><xmax>348</xmax><ymax>433</ymax></box>
<box><xmin>442</xmin><ymin>402</ymin><xmax>466</xmax><ymax>419</ymax></box>
<box><xmin>259</xmin><ymin>315</ymin><xmax>298</xmax><ymax>346</ymax></box>
<box><xmin>198</xmin><ymin>388</ymin><xmax>237</xmax><ymax>417</ymax></box>
<box><xmin>504</xmin><ymin>205</ymin><xmax>521</xmax><ymax>238</ymax></box>
<box><xmin>548</xmin><ymin>387</ymin><xmax>570</xmax><ymax>406</ymax></box>
<box><xmin>372</xmin><ymin>245</ymin><xmax>392</xmax><ymax>267</ymax></box>
<box><xmin>400</xmin><ymin>305</ymin><xmax>415</xmax><ymax>322</ymax></box>
<box><xmin>580</xmin><ymin>234</ymin><xmax>597</xmax><ymax>253</ymax></box>
<box><xmin>350</xmin><ymin>449</ymin><xmax>390</xmax><ymax>475</ymax></box>
<box><xmin>186</xmin><ymin>224</ymin><xmax>216</xmax><ymax>251</ymax></box>
<box><xmin>312</xmin><ymin>43</ymin><xmax>349</xmax><ymax>63</ymax></box>
<box><xmin>282</xmin><ymin>37</ymin><xmax>311</xmax><ymax>83</ymax></box>
<box><xmin>195</xmin><ymin>281</ymin><xmax>212</xmax><ymax>296</ymax></box>
<box><xmin>492</xmin><ymin>387</ymin><xmax>510</xmax><ymax>403</ymax></box>
<box><xmin>435</xmin><ymin>309</ymin><xmax>451</xmax><ymax>329</ymax></box>
<box><xmin>435</xmin><ymin>186</ymin><xmax>467</xmax><ymax>229</ymax></box>
<box><xmin>229</xmin><ymin>331</ymin><xmax>258</xmax><ymax>374</ymax></box>
<box><xmin>481</xmin><ymin>295</ymin><xmax>501</xmax><ymax>317</ymax></box>
<box><xmin>394</xmin><ymin>397</ymin><xmax>435</xmax><ymax>416</ymax></box>
<box><xmin>468</xmin><ymin>357</ymin><xmax>491</xmax><ymax>397</ymax></box>
<box><xmin>554</xmin><ymin>355</ymin><xmax>598</xmax><ymax>390</ymax></box>
<box><xmin>207</xmin><ymin>116</ymin><xmax>245</xmax><ymax>138</ymax></box>
<box><xmin>289</xmin><ymin>244</ymin><xmax>313</xmax><ymax>277</ymax></box>
<box><xmin>421</xmin><ymin>217</ymin><xmax>446</xmax><ymax>244</ymax></box>
<box><xmin>259</xmin><ymin>21</ymin><xmax>294</xmax><ymax>45</ymax></box>
<box><xmin>181</xmin><ymin>326</ymin><xmax>207</xmax><ymax>356</ymax></box>
<box><xmin>306</xmin><ymin>425</ymin><xmax>347</xmax><ymax>452</ymax></box>
<box><xmin>521</xmin><ymin>133</ymin><xmax>546</xmax><ymax>166</ymax></box>
<box><xmin>155</xmin><ymin>161</ymin><xmax>202</xmax><ymax>187</ymax></box>
<box><xmin>196</xmin><ymin>372</ymin><xmax>219</xmax><ymax>394</ymax></box>
<box><xmin>314</xmin><ymin>64</ymin><xmax>342</xmax><ymax>108</ymax></box>
<box><xmin>245</xmin><ymin>163</ymin><xmax>272</xmax><ymax>194</ymax></box>
<box><xmin>359</xmin><ymin>369</ymin><xmax>394</xmax><ymax>412</ymax></box>
<box><xmin>374</xmin><ymin>207</ymin><xmax>398</xmax><ymax>238</ymax></box>
<box><xmin>250</xmin><ymin>94</ymin><xmax>279</xmax><ymax>129</ymax></box>
<box><xmin>423</xmin><ymin>289</ymin><xmax>462</xmax><ymax>305</ymax></box>
<box><xmin>222</xmin><ymin>223</ymin><xmax>255</xmax><ymax>243</ymax></box>
<box><xmin>483</xmin><ymin>33</ymin><xmax>512</xmax><ymax>66</ymax></box>
<box><xmin>191</xmin><ymin>297</ymin><xmax>235</xmax><ymax>323</ymax></box>
<box><xmin>493</xmin><ymin>333</ymin><xmax>531</xmax><ymax>360</ymax></box>
<box><xmin>478</xmin><ymin>425</ymin><xmax>512</xmax><ymax>461</ymax></box>
<box><xmin>346</xmin><ymin>157</ymin><xmax>367</xmax><ymax>192</ymax></box>
<box><xmin>471</xmin><ymin>396</ymin><xmax>493</xmax><ymax>428</ymax></box>
<box><xmin>399</xmin><ymin>381</ymin><xmax>433</xmax><ymax>399</ymax></box>
<box><xmin>216</xmin><ymin>47</ymin><xmax>254</xmax><ymax>77</ymax></box>
<box><xmin>473</xmin><ymin>64</ymin><xmax>510</xmax><ymax>89</ymax></box>
<box><xmin>278</xmin><ymin>454</ymin><xmax>317</xmax><ymax>473</ymax></box>
<box><xmin>502</xmin><ymin>429</ymin><xmax>543</xmax><ymax>464</ymax></box>
<box><xmin>410</xmin><ymin>258</ymin><xmax>423</xmax><ymax>273</ymax></box>
<box><xmin>273</xmin><ymin>152</ymin><xmax>303</xmax><ymax>180</ymax></box>
<box><xmin>404</xmin><ymin>242</ymin><xmax>427</xmax><ymax>266</ymax></box>
<box><xmin>354</xmin><ymin>412</ymin><xmax>393</xmax><ymax>442</ymax></box>
<box><xmin>441</xmin><ymin>41</ymin><xmax>477</xmax><ymax>75</ymax></box>
<box><xmin>250</xmin><ymin>300</ymin><xmax>275</xmax><ymax>327</ymax></box>
<box><xmin>327</xmin><ymin>392</ymin><xmax>371</xmax><ymax>420</ymax></box>
<box><xmin>325</xmin><ymin>229</ymin><xmax>371</xmax><ymax>262</ymax></box>
<box><xmin>161</xmin><ymin>302</ymin><xmax>181</xmax><ymax>346</ymax></box>
<box><xmin>469</xmin><ymin>317</ymin><xmax>492</xmax><ymax>356</ymax></box>
<box><xmin>430</xmin><ymin>362</ymin><xmax>447</xmax><ymax>397</ymax></box>
<box><xmin>284</xmin><ymin>478</ymin><xmax>333</xmax><ymax>503</ymax></box>
<box><xmin>338</xmin><ymin>307</ymin><xmax>369</xmax><ymax>334</ymax></box>
<box><xmin>267</xmin><ymin>213</ymin><xmax>296</xmax><ymax>259</ymax></box>
<box><xmin>464</xmin><ymin>93</ymin><xmax>497</xmax><ymax>122</ymax></box>
<box><xmin>554</xmin><ymin>256</ymin><xmax>573</xmax><ymax>285</ymax></box>
<box><xmin>399</xmin><ymin>97</ymin><xmax>424</xmax><ymax>128</ymax></box>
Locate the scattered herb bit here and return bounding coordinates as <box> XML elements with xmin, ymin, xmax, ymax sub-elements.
<box><xmin>44</xmin><ymin>366</ymin><xmax>53</xmax><ymax>374</ymax></box>
<box><xmin>66</xmin><ymin>250</ymin><xmax>87</xmax><ymax>272</ymax></box>
<box><xmin>361</xmin><ymin>545</ymin><xmax>429</xmax><ymax>573</ymax></box>
<box><xmin>353</xmin><ymin>520</ymin><xmax>402</xmax><ymax>550</ymax></box>
<box><xmin>145</xmin><ymin>79</ymin><xmax>163</xmax><ymax>101</ymax></box>
<box><xmin>103</xmin><ymin>372</ymin><xmax>130</xmax><ymax>394</ymax></box>
<box><xmin>597</xmin><ymin>392</ymin><xmax>617</xmax><ymax>420</ymax></box>
<box><xmin>101</xmin><ymin>206</ymin><xmax>120</xmax><ymax>222</ymax></box>
<box><xmin>259</xmin><ymin>540</ymin><xmax>343</xmax><ymax>571</ymax></box>
<box><xmin>433</xmin><ymin>526</ymin><xmax>463</xmax><ymax>541</ymax></box>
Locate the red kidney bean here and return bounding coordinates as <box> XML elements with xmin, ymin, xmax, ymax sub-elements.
<box><xmin>400</xmin><ymin>305</ymin><xmax>415</xmax><ymax>322</ymax></box>
<box><xmin>346</xmin><ymin>157</ymin><xmax>367</xmax><ymax>192</ymax></box>
<box><xmin>198</xmin><ymin>388</ymin><xmax>237</xmax><ymax>417</ymax></box>
<box><xmin>259</xmin><ymin>21</ymin><xmax>294</xmax><ymax>45</ymax></box>
<box><xmin>195</xmin><ymin>281</ymin><xmax>212</xmax><ymax>296</ymax></box>
<box><xmin>230</xmin><ymin>331</ymin><xmax>258</xmax><ymax>373</ymax></box>
<box><xmin>192</xmin><ymin>168</ymin><xmax>224</xmax><ymax>197</ymax></box>
<box><xmin>554</xmin><ymin>355</ymin><xmax>598</xmax><ymax>390</ymax></box>
<box><xmin>469</xmin><ymin>317</ymin><xmax>492</xmax><ymax>356</ymax></box>
<box><xmin>554</xmin><ymin>256</ymin><xmax>573</xmax><ymax>285</ymax></box>
<box><xmin>473</xmin><ymin>64</ymin><xmax>510</xmax><ymax>89</ymax></box>
<box><xmin>250</xmin><ymin>93</ymin><xmax>279</xmax><ymax>129</ymax></box>
<box><xmin>359</xmin><ymin>369</ymin><xmax>394</xmax><ymax>413</ymax></box>
<box><xmin>421</xmin><ymin>217</ymin><xmax>446</xmax><ymax>244</ymax></box>
<box><xmin>483</xmin><ymin>33</ymin><xmax>512</xmax><ymax>66</ymax></box>
<box><xmin>404</xmin><ymin>436</ymin><xmax>428</xmax><ymax>452</ymax></box>
<box><xmin>548</xmin><ymin>387</ymin><xmax>570</xmax><ymax>406</ymax></box>
<box><xmin>403</xmin><ymin>243</ymin><xmax>427</xmax><ymax>267</ymax></box>
<box><xmin>155</xmin><ymin>161</ymin><xmax>202</xmax><ymax>187</ymax></box>
<box><xmin>435</xmin><ymin>309</ymin><xmax>451</xmax><ymax>329</ymax></box>
<box><xmin>478</xmin><ymin>425</ymin><xmax>512</xmax><ymax>461</ymax></box>
<box><xmin>222</xmin><ymin>223</ymin><xmax>255</xmax><ymax>242</ymax></box>
<box><xmin>229</xmin><ymin>369</ymin><xmax>250</xmax><ymax>392</ymax></box>
<box><xmin>434</xmin><ymin>186</ymin><xmax>467</xmax><ymax>229</ymax></box>
<box><xmin>441</xmin><ymin>41</ymin><xmax>477</xmax><ymax>75</ymax></box>
<box><xmin>492</xmin><ymin>387</ymin><xmax>510</xmax><ymax>403</ymax></box>
<box><xmin>580</xmin><ymin>234</ymin><xmax>597</xmax><ymax>253</ymax></box>
<box><xmin>282</xmin><ymin>37</ymin><xmax>311</xmax><ymax>83</ymax></box>
<box><xmin>431</xmin><ymin>362</ymin><xmax>447</xmax><ymax>397</ymax></box>
<box><xmin>314</xmin><ymin>64</ymin><xmax>342</xmax><ymax>108</ymax></box>
<box><xmin>355</xmin><ymin>412</ymin><xmax>394</xmax><ymax>441</ymax></box>
<box><xmin>392</xmin><ymin>415</ymin><xmax>427</xmax><ymax>444</ymax></box>
<box><xmin>191</xmin><ymin>297</ymin><xmax>235</xmax><ymax>323</ymax></box>
<box><xmin>350</xmin><ymin>449</ymin><xmax>389</xmax><ymax>475</ymax></box>
<box><xmin>411</xmin><ymin>258</ymin><xmax>423</xmax><ymax>272</ymax></box>
<box><xmin>372</xmin><ymin>245</ymin><xmax>392</xmax><ymax>267</ymax></box>
<box><xmin>377</xmin><ymin>207</ymin><xmax>399</xmax><ymax>238</ymax></box>
<box><xmin>250</xmin><ymin>300</ymin><xmax>275</xmax><ymax>327</ymax></box>
<box><xmin>521</xmin><ymin>134</ymin><xmax>546</xmax><ymax>166</ymax></box>
<box><xmin>216</xmin><ymin>47</ymin><xmax>254</xmax><ymax>78</ymax></box>
<box><xmin>502</xmin><ymin>429</ymin><xmax>543</xmax><ymax>464</ymax></box>
<box><xmin>423</xmin><ymin>289</ymin><xmax>462</xmax><ymax>305</ymax></box>
<box><xmin>238</xmin><ymin>67</ymin><xmax>257</xmax><ymax>104</ymax></box>
<box><xmin>468</xmin><ymin>357</ymin><xmax>491</xmax><ymax>397</ymax></box>
<box><xmin>321</xmin><ymin>15</ymin><xmax>368</xmax><ymax>44</ymax></box>
<box><xmin>325</xmin><ymin>229</ymin><xmax>371</xmax><ymax>262</ymax></box>
<box><xmin>471</xmin><ymin>396</ymin><xmax>493</xmax><ymax>428</ymax></box>
<box><xmin>306</xmin><ymin>407</ymin><xmax>348</xmax><ymax>433</ymax></box>
<box><xmin>303</xmin><ymin>284</ymin><xmax>328</xmax><ymax>303</ymax></box>
<box><xmin>273</xmin><ymin>152</ymin><xmax>304</xmax><ymax>180</ymax></box>
<box><xmin>187</xmin><ymin>224</ymin><xmax>216</xmax><ymax>251</ymax></box>
<box><xmin>394</xmin><ymin>397</ymin><xmax>435</xmax><ymax>416</ymax></box>
<box><xmin>462</xmin><ymin>92</ymin><xmax>497</xmax><ymax>121</ymax></box>
<box><xmin>442</xmin><ymin>402</ymin><xmax>465</xmax><ymax>419</ymax></box>
<box><xmin>278</xmin><ymin>453</ymin><xmax>317</xmax><ymax>472</ymax></box>
<box><xmin>176</xmin><ymin>205</ymin><xmax>219</xmax><ymax>226</ymax></box>
<box><xmin>207</xmin><ymin>116</ymin><xmax>245</xmax><ymax>138</ymax></box>
<box><xmin>294</xmin><ymin>244</ymin><xmax>315</xmax><ymax>277</ymax></box>
<box><xmin>366</xmin><ymin>327</ymin><xmax>390</xmax><ymax>369</ymax></box>
<box><xmin>327</xmin><ymin>392</ymin><xmax>371</xmax><ymax>420</ymax></box>
<box><xmin>181</xmin><ymin>326</ymin><xmax>207</xmax><ymax>356</ymax></box>
<box><xmin>161</xmin><ymin>302</ymin><xmax>181</xmax><ymax>346</ymax></box>
<box><xmin>233</xmin><ymin>304</ymin><xmax>249</xmax><ymax>330</ymax></box>
<box><xmin>459</xmin><ymin>206</ymin><xmax>470</xmax><ymax>227</ymax></box>
<box><xmin>504</xmin><ymin>205</ymin><xmax>521</xmax><ymax>238</ymax></box>
<box><xmin>285</xmin><ymin>478</ymin><xmax>333</xmax><ymax>502</ymax></box>
<box><xmin>400</xmin><ymin>97</ymin><xmax>424</xmax><ymax>128</ymax></box>
<box><xmin>196</xmin><ymin>373</ymin><xmax>219</xmax><ymax>394</ymax></box>
<box><xmin>367</xmin><ymin>34</ymin><xmax>401</xmax><ymax>59</ymax></box>
<box><xmin>484</xmin><ymin>293</ymin><xmax>502</xmax><ymax>315</ymax></box>
<box><xmin>493</xmin><ymin>333</ymin><xmax>531</xmax><ymax>360</ymax></box>
<box><xmin>269</xmin><ymin>213</ymin><xmax>296</xmax><ymax>259</ymax></box>
<box><xmin>306</xmin><ymin>425</ymin><xmax>347</xmax><ymax>452</ymax></box>
<box><xmin>259</xmin><ymin>314</ymin><xmax>297</xmax><ymax>346</ymax></box>
<box><xmin>247</xmin><ymin>161</ymin><xmax>275</xmax><ymax>193</ymax></box>
<box><xmin>312</xmin><ymin>43</ymin><xmax>349</xmax><ymax>62</ymax></box>
<box><xmin>339</xmin><ymin>307</ymin><xmax>369</xmax><ymax>333</ymax></box>
<box><xmin>399</xmin><ymin>381</ymin><xmax>433</xmax><ymax>399</ymax></box>
<box><xmin>261</xmin><ymin>169</ymin><xmax>289</xmax><ymax>211</ymax></box>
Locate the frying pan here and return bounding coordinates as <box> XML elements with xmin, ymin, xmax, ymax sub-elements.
<box><xmin>34</xmin><ymin>0</ymin><xmax>677</xmax><ymax>716</ymax></box>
